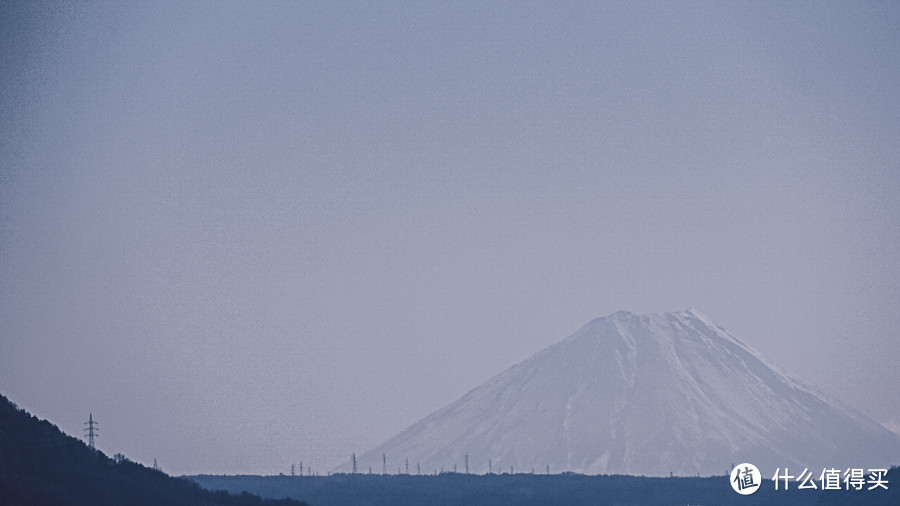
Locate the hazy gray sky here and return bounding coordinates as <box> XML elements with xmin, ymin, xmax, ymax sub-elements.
<box><xmin>2</xmin><ymin>1</ymin><xmax>898</xmax><ymax>476</ymax></box>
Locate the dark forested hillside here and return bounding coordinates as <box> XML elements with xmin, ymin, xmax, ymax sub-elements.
<box><xmin>0</xmin><ymin>394</ymin><xmax>308</xmax><ymax>506</ymax></box>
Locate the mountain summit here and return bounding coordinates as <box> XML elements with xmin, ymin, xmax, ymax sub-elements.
<box><xmin>340</xmin><ymin>310</ymin><xmax>900</xmax><ymax>476</ymax></box>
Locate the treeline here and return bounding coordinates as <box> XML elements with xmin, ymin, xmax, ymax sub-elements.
<box><xmin>190</xmin><ymin>469</ymin><xmax>899</xmax><ymax>506</ymax></box>
<box><xmin>0</xmin><ymin>394</ymin><xmax>308</xmax><ymax>506</ymax></box>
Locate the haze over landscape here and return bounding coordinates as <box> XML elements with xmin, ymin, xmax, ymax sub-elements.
<box><xmin>343</xmin><ymin>310</ymin><xmax>900</xmax><ymax>477</ymax></box>
<box><xmin>2</xmin><ymin>1</ymin><xmax>899</xmax><ymax>477</ymax></box>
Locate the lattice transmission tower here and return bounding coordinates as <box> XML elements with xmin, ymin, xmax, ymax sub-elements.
<box><xmin>84</xmin><ymin>413</ymin><xmax>99</xmax><ymax>450</ymax></box>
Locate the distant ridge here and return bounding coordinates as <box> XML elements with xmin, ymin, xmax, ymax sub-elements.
<box><xmin>190</xmin><ymin>470</ymin><xmax>899</xmax><ymax>506</ymax></box>
<box><xmin>0</xmin><ymin>393</ymin><xmax>308</xmax><ymax>506</ymax></box>
<box><xmin>336</xmin><ymin>310</ymin><xmax>900</xmax><ymax>476</ymax></box>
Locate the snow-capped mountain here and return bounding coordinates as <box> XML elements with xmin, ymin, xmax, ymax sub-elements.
<box><xmin>336</xmin><ymin>310</ymin><xmax>900</xmax><ymax>477</ymax></box>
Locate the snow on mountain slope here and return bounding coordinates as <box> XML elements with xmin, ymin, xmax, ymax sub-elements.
<box><xmin>336</xmin><ymin>310</ymin><xmax>900</xmax><ymax>476</ymax></box>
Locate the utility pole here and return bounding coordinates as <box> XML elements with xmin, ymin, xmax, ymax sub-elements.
<box><xmin>465</xmin><ymin>452</ymin><xmax>469</xmax><ymax>474</ymax></box>
<box><xmin>84</xmin><ymin>413</ymin><xmax>98</xmax><ymax>450</ymax></box>
<box><xmin>382</xmin><ymin>453</ymin><xmax>386</xmax><ymax>475</ymax></box>
<box><xmin>300</xmin><ymin>460</ymin><xmax>303</xmax><ymax>476</ymax></box>
<box><xmin>351</xmin><ymin>453</ymin><xmax>357</xmax><ymax>474</ymax></box>
<box><xmin>291</xmin><ymin>464</ymin><xmax>295</xmax><ymax>476</ymax></box>
<box><xmin>417</xmin><ymin>462</ymin><xmax>420</xmax><ymax>475</ymax></box>
<box><xmin>405</xmin><ymin>458</ymin><xmax>409</xmax><ymax>474</ymax></box>
<box><xmin>489</xmin><ymin>459</ymin><xmax>492</xmax><ymax>474</ymax></box>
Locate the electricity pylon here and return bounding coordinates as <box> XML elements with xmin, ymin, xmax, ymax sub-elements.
<box><xmin>84</xmin><ymin>413</ymin><xmax>98</xmax><ymax>450</ymax></box>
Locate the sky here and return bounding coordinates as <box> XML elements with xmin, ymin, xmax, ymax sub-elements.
<box><xmin>1</xmin><ymin>1</ymin><xmax>899</xmax><ymax>476</ymax></box>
